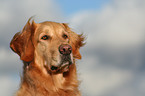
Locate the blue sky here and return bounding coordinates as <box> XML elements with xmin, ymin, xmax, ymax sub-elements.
<box><xmin>55</xmin><ymin>0</ymin><xmax>110</xmax><ymax>15</ymax></box>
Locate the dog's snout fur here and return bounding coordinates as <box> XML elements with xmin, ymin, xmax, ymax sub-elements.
<box><xmin>49</xmin><ymin>44</ymin><xmax>73</xmax><ymax>72</ymax></box>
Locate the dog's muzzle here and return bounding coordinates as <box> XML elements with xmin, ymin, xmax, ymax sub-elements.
<box><xmin>50</xmin><ymin>44</ymin><xmax>73</xmax><ymax>73</ymax></box>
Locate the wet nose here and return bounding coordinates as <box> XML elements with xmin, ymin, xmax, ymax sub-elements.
<box><xmin>59</xmin><ymin>44</ymin><xmax>72</xmax><ymax>55</ymax></box>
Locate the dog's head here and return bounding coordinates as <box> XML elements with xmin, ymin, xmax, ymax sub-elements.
<box><xmin>10</xmin><ymin>19</ymin><xmax>84</xmax><ymax>73</ymax></box>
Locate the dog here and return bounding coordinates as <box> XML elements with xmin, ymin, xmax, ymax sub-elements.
<box><xmin>10</xmin><ymin>18</ymin><xmax>85</xmax><ymax>96</ymax></box>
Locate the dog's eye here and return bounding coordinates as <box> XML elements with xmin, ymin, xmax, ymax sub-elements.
<box><xmin>41</xmin><ymin>35</ymin><xmax>49</xmax><ymax>40</ymax></box>
<box><xmin>63</xmin><ymin>34</ymin><xmax>68</xmax><ymax>39</ymax></box>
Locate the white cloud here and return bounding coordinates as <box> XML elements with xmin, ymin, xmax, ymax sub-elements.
<box><xmin>0</xmin><ymin>0</ymin><xmax>64</xmax><ymax>47</ymax></box>
<box><xmin>0</xmin><ymin>74</ymin><xmax>20</xmax><ymax>96</ymax></box>
<box><xmin>70</xmin><ymin>0</ymin><xmax>145</xmax><ymax>49</ymax></box>
<box><xmin>70</xmin><ymin>0</ymin><xmax>145</xmax><ymax>96</ymax></box>
<box><xmin>80</xmin><ymin>67</ymin><xmax>133</xmax><ymax>96</ymax></box>
<box><xmin>0</xmin><ymin>47</ymin><xmax>22</xmax><ymax>72</ymax></box>
<box><xmin>0</xmin><ymin>0</ymin><xmax>63</xmax><ymax>24</ymax></box>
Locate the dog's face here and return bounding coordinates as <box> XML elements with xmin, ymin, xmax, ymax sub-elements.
<box><xmin>10</xmin><ymin>19</ymin><xmax>84</xmax><ymax>73</ymax></box>
<box><xmin>34</xmin><ymin>22</ymin><xmax>76</xmax><ymax>72</ymax></box>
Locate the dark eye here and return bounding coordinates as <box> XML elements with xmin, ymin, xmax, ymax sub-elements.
<box><xmin>41</xmin><ymin>35</ymin><xmax>49</xmax><ymax>40</ymax></box>
<box><xmin>63</xmin><ymin>34</ymin><xmax>68</xmax><ymax>39</ymax></box>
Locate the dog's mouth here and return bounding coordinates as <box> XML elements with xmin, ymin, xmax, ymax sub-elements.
<box><xmin>45</xmin><ymin>55</ymin><xmax>73</xmax><ymax>73</ymax></box>
<box><xmin>44</xmin><ymin>44</ymin><xmax>73</xmax><ymax>73</ymax></box>
<box><xmin>50</xmin><ymin>61</ymin><xmax>72</xmax><ymax>73</ymax></box>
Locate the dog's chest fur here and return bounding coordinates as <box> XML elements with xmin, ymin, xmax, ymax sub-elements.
<box><xmin>16</xmin><ymin>63</ymin><xmax>80</xmax><ymax>96</ymax></box>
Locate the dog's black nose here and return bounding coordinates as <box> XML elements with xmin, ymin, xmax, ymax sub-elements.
<box><xmin>59</xmin><ymin>44</ymin><xmax>72</xmax><ymax>55</ymax></box>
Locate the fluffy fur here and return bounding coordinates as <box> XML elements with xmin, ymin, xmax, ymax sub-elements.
<box><xmin>10</xmin><ymin>18</ymin><xmax>84</xmax><ymax>96</ymax></box>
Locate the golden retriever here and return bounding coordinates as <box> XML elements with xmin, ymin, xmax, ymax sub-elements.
<box><xmin>10</xmin><ymin>18</ymin><xmax>84</xmax><ymax>96</ymax></box>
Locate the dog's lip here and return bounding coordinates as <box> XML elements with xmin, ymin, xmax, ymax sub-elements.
<box><xmin>51</xmin><ymin>66</ymin><xmax>58</xmax><ymax>71</ymax></box>
<box><xmin>44</xmin><ymin>61</ymin><xmax>47</xmax><ymax>66</ymax></box>
<box><xmin>51</xmin><ymin>62</ymin><xmax>70</xmax><ymax>70</ymax></box>
<box><xmin>44</xmin><ymin>55</ymin><xmax>73</xmax><ymax>72</ymax></box>
<box><xmin>46</xmin><ymin>61</ymin><xmax>72</xmax><ymax>73</ymax></box>
<box><xmin>60</xmin><ymin>61</ymin><xmax>73</xmax><ymax>72</ymax></box>
<box><xmin>60</xmin><ymin>62</ymin><xmax>70</xmax><ymax>68</ymax></box>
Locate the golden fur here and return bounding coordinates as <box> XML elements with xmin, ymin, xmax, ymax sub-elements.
<box><xmin>10</xmin><ymin>18</ymin><xmax>84</xmax><ymax>96</ymax></box>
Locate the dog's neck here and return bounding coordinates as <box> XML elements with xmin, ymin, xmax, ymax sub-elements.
<box><xmin>17</xmin><ymin>61</ymin><xmax>80</xmax><ymax>96</ymax></box>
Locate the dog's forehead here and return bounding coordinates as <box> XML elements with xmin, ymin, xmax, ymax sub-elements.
<box><xmin>36</xmin><ymin>22</ymin><xmax>65</xmax><ymax>36</ymax></box>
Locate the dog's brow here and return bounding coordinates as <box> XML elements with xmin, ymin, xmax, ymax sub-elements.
<box><xmin>37</xmin><ymin>25</ymin><xmax>46</xmax><ymax>33</ymax></box>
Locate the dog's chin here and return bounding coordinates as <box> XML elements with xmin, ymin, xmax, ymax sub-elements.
<box><xmin>44</xmin><ymin>60</ymin><xmax>73</xmax><ymax>73</ymax></box>
<box><xmin>50</xmin><ymin>61</ymin><xmax>73</xmax><ymax>73</ymax></box>
<box><xmin>59</xmin><ymin>61</ymin><xmax>72</xmax><ymax>72</ymax></box>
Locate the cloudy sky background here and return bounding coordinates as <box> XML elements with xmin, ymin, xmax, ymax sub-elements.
<box><xmin>0</xmin><ymin>0</ymin><xmax>145</xmax><ymax>96</ymax></box>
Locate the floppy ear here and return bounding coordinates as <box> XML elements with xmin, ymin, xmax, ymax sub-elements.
<box><xmin>70</xmin><ymin>33</ymin><xmax>85</xmax><ymax>59</ymax></box>
<box><xmin>62</xmin><ymin>23</ymin><xmax>85</xmax><ymax>59</ymax></box>
<box><xmin>10</xmin><ymin>19</ymin><xmax>37</xmax><ymax>62</ymax></box>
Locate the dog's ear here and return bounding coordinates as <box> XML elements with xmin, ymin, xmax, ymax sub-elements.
<box><xmin>62</xmin><ymin>23</ymin><xmax>85</xmax><ymax>59</ymax></box>
<box><xmin>70</xmin><ymin>33</ymin><xmax>85</xmax><ymax>59</ymax></box>
<box><xmin>10</xmin><ymin>19</ymin><xmax>37</xmax><ymax>62</ymax></box>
